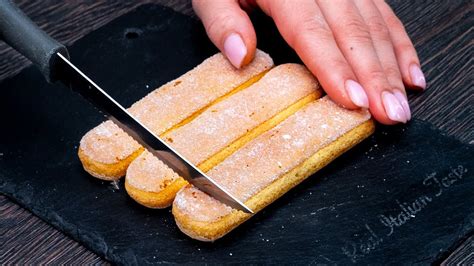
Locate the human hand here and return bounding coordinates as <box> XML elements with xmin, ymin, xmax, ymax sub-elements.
<box><xmin>192</xmin><ymin>0</ymin><xmax>426</xmax><ymax>124</ymax></box>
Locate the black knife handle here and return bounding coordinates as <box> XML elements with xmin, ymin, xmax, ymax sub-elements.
<box><xmin>0</xmin><ymin>0</ymin><xmax>69</xmax><ymax>82</ymax></box>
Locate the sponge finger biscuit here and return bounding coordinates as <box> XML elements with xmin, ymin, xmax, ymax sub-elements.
<box><xmin>172</xmin><ymin>97</ymin><xmax>374</xmax><ymax>241</ymax></box>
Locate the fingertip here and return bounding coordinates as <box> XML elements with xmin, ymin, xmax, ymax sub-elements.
<box><xmin>345</xmin><ymin>79</ymin><xmax>369</xmax><ymax>108</ymax></box>
<box><xmin>193</xmin><ymin>0</ymin><xmax>257</xmax><ymax>68</ymax></box>
<box><xmin>393</xmin><ymin>89</ymin><xmax>411</xmax><ymax>121</ymax></box>
<box><xmin>240</xmin><ymin>43</ymin><xmax>256</xmax><ymax>67</ymax></box>
<box><xmin>369</xmin><ymin>101</ymin><xmax>399</xmax><ymax>125</ymax></box>
<box><xmin>381</xmin><ymin>91</ymin><xmax>407</xmax><ymax>124</ymax></box>
<box><xmin>223</xmin><ymin>31</ymin><xmax>256</xmax><ymax>68</ymax></box>
<box><xmin>224</xmin><ymin>33</ymin><xmax>248</xmax><ymax>68</ymax></box>
<box><xmin>239</xmin><ymin>29</ymin><xmax>257</xmax><ymax>68</ymax></box>
<box><xmin>372</xmin><ymin>112</ymin><xmax>398</xmax><ymax>125</ymax></box>
<box><xmin>408</xmin><ymin>63</ymin><xmax>426</xmax><ymax>90</ymax></box>
<box><xmin>324</xmin><ymin>82</ymin><xmax>360</xmax><ymax>110</ymax></box>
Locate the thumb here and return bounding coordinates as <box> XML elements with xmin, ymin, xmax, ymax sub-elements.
<box><xmin>193</xmin><ymin>0</ymin><xmax>256</xmax><ymax>68</ymax></box>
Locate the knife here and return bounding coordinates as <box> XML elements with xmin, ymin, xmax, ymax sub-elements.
<box><xmin>0</xmin><ymin>0</ymin><xmax>253</xmax><ymax>213</ymax></box>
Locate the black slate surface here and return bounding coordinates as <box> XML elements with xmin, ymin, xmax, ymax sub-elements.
<box><xmin>0</xmin><ymin>4</ymin><xmax>473</xmax><ymax>265</ymax></box>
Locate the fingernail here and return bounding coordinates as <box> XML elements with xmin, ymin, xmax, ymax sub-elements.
<box><xmin>345</xmin><ymin>80</ymin><xmax>369</xmax><ymax>108</ymax></box>
<box><xmin>409</xmin><ymin>64</ymin><xmax>426</xmax><ymax>89</ymax></box>
<box><xmin>224</xmin><ymin>33</ymin><xmax>247</xmax><ymax>68</ymax></box>
<box><xmin>382</xmin><ymin>91</ymin><xmax>407</xmax><ymax>123</ymax></box>
<box><xmin>393</xmin><ymin>90</ymin><xmax>411</xmax><ymax>121</ymax></box>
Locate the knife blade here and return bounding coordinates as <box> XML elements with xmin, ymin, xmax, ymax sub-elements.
<box><xmin>0</xmin><ymin>0</ymin><xmax>253</xmax><ymax>213</ymax></box>
<box><xmin>56</xmin><ymin>53</ymin><xmax>253</xmax><ymax>213</ymax></box>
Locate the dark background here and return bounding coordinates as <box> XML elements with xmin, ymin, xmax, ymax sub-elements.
<box><xmin>0</xmin><ymin>0</ymin><xmax>472</xmax><ymax>264</ymax></box>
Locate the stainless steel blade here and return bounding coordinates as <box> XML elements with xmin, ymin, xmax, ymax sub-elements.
<box><xmin>55</xmin><ymin>52</ymin><xmax>253</xmax><ymax>214</ymax></box>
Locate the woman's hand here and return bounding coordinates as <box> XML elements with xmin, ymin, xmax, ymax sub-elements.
<box><xmin>192</xmin><ymin>0</ymin><xmax>426</xmax><ymax>124</ymax></box>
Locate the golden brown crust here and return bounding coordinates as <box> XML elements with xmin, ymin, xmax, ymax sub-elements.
<box><xmin>172</xmin><ymin>120</ymin><xmax>375</xmax><ymax>241</ymax></box>
<box><xmin>78</xmin><ymin>147</ymin><xmax>144</xmax><ymax>181</ymax></box>
<box><xmin>125</xmin><ymin>178</ymin><xmax>188</xmax><ymax>209</ymax></box>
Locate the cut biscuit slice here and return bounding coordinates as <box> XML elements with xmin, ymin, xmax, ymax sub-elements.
<box><xmin>78</xmin><ymin>50</ymin><xmax>273</xmax><ymax>180</ymax></box>
<box><xmin>125</xmin><ymin>64</ymin><xmax>322</xmax><ymax>208</ymax></box>
<box><xmin>172</xmin><ymin>96</ymin><xmax>375</xmax><ymax>241</ymax></box>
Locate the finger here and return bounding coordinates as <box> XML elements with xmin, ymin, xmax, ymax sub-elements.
<box><xmin>256</xmin><ymin>0</ymin><xmax>369</xmax><ymax>109</ymax></box>
<box><xmin>374</xmin><ymin>0</ymin><xmax>426</xmax><ymax>90</ymax></box>
<box><xmin>355</xmin><ymin>0</ymin><xmax>411</xmax><ymax>120</ymax></box>
<box><xmin>193</xmin><ymin>0</ymin><xmax>256</xmax><ymax>68</ymax></box>
<box><xmin>317</xmin><ymin>0</ymin><xmax>406</xmax><ymax>124</ymax></box>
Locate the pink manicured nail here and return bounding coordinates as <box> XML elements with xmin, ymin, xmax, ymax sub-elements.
<box><xmin>224</xmin><ymin>33</ymin><xmax>247</xmax><ymax>68</ymax></box>
<box><xmin>409</xmin><ymin>64</ymin><xmax>426</xmax><ymax>89</ymax></box>
<box><xmin>393</xmin><ymin>90</ymin><xmax>411</xmax><ymax>121</ymax></box>
<box><xmin>382</xmin><ymin>91</ymin><xmax>407</xmax><ymax>123</ymax></box>
<box><xmin>345</xmin><ymin>80</ymin><xmax>369</xmax><ymax>108</ymax></box>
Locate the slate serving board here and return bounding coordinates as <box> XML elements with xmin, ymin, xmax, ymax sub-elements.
<box><xmin>0</xmin><ymin>4</ymin><xmax>472</xmax><ymax>265</ymax></box>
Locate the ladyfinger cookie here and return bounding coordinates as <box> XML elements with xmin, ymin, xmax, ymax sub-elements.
<box><xmin>125</xmin><ymin>64</ymin><xmax>322</xmax><ymax>208</ymax></box>
<box><xmin>172</xmin><ymin>96</ymin><xmax>375</xmax><ymax>241</ymax></box>
<box><xmin>78</xmin><ymin>50</ymin><xmax>273</xmax><ymax>180</ymax></box>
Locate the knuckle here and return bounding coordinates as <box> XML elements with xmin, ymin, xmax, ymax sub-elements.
<box><xmin>366</xmin><ymin>17</ymin><xmax>390</xmax><ymax>37</ymax></box>
<box><xmin>205</xmin><ymin>12</ymin><xmax>236</xmax><ymax>37</ymax></box>
<box><xmin>330</xmin><ymin>57</ymin><xmax>350</xmax><ymax>72</ymax></box>
<box><xmin>302</xmin><ymin>15</ymin><xmax>331</xmax><ymax>35</ymax></box>
<box><xmin>397</xmin><ymin>43</ymin><xmax>415</xmax><ymax>55</ymax></box>
<box><xmin>292</xmin><ymin>16</ymin><xmax>333</xmax><ymax>48</ymax></box>
<box><xmin>385</xmin><ymin>14</ymin><xmax>404</xmax><ymax>29</ymax></box>
<box><xmin>367</xmin><ymin>68</ymin><xmax>387</xmax><ymax>82</ymax></box>
<box><xmin>342</xmin><ymin>19</ymin><xmax>372</xmax><ymax>44</ymax></box>
<box><xmin>384</xmin><ymin>64</ymin><xmax>402</xmax><ymax>79</ymax></box>
<box><xmin>377</xmin><ymin>32</ymin><xmax>393</xmax><ymax>44</ymax></box>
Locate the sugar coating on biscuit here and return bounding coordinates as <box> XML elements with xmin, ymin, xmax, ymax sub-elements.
<box><xmin>174</xmin><ymin>97</ymin><xmax>371</xmax><ymax>222</ymax></box>
<box><xmin>126</xmin><ymin>64</ymin><xmax>319</xmax><ymax>195</ymax></box>
<box><xmin>174</xmin><ymin>186</ymin><xmax>233</xmax><ymax>222</ymax></box>
<box><xmin>80</xmin><ymin>121</ymin><xmax>141</xmax><ymax>164</ymax></box>
<box><xmin>126</xmin><ymin>151</ymin><xmax>180</xmax><ymax>192</ymax></box>
<box><xmin>79</xmin><ymin>50</ymin><xmax>273</xmax><ymax>164</ymax></box>
<box><xmin>128</xmin><ymin>50</ymin><xmax>274</xmax><ymax>135</ymax></box>
<box><xmin>164</xmin><ymin>64</ymin><xmax>319</xmax><ymax>165</ymax></box>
